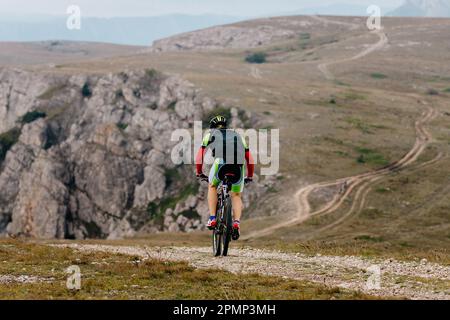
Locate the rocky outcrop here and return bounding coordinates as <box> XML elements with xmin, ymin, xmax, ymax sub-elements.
<box><xmin>0</xmin><ymin>69</ymin><xmax>61</xmax><ymax>133</ymax></box>
<box><xmin>150</xmin><ymin>24</ymin><xmax>297</xmax><ymax>52</ymax></box>
<box><xmin>0</xmin><ymin>67</ymin><xmax>277</xmax><ymax>239</ymax></box>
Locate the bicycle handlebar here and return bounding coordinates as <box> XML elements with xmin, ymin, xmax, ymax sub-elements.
<box><xmin>197</xmin><ymin>174</ymin><xmax>252</xmax><ymax>185</ymax></box>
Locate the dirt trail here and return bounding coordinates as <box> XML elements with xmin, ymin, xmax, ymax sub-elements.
<box><xmin>244</xmin><ymin>99</ymin><xmax>439</xmax><ymax>241</ymax></box>
<box><xmin>310</xmin><ymin>15</ymin><xmax>360</xmax><ymax>31</ymax></box>
<box><xmin>58</xmin><ymin>244</ymin><xmax>450</xmax><ymax>300</ymax></box>
<box><xmin>318</xmin><ymin>29</ymin><xmax>388</xmax><ymax>81</ymax></box>
<box><xmin>312</xmin><ymin>15</ymin><xmax>387</xmax><ymax>81</ymax></box>
<box><xmin>242</xmin><ymin>17</ymin><xmax>440</xmax><ymax>241</ymax></box>
<box><xmin>249</xmin><ymin>66</ymin><xmax>263</xmax><ymax>79</ymax></box>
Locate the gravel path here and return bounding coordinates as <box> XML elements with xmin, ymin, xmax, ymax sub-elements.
<box><xmin>57</xmin><ymin>244</ymin><xmax>450</xmax><ymax>300</ymax></box>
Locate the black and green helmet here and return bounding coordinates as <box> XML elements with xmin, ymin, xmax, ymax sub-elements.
<box><xmin>209</xmin><ymin>115</ymin><xmax>228</xmax><ymax>129</ymax></box>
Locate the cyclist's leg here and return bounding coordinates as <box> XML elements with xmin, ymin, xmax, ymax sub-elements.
<box><xmin>230</xmin><ymin>164</ymin><xmax>245</xmax><ymax>221</ymax></box>
<box><xmin>208</xmin><ymin>159</ymin><xmax>222</xmax><ymax>217</ymax></box>
<box><xmin>230</xmin><ymin>168</ymin><xmax>244</xmax><ymax>240</ymax></box>
<box><xmin>230</xmin><ymin>192</ymin><xmax>242</xmax><ymax>221</ymax></box>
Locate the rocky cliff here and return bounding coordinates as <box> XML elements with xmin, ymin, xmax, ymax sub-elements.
<box><xmin>149</xmin><ymin>17</ymin><xmax>321</xmax><ymax>52</ymax></box>
<box><xmin>0</xmin><ymin>68</ymin><xmax>274</xmax><ymax>239</ymax></box>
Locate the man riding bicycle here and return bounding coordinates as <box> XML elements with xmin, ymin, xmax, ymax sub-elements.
<box><xmin>196</xmin><ymin>115</ymin><xmax>254</xmax><ymax>240</ymax></box>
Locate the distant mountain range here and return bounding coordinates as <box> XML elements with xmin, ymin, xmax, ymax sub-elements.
<box><xmin>1</xmin><ymin>2</ymin><xmax>449</xmax><ymax>47</ymax></box>
<box><xmin>291</xmin><ymin>1</ymin><xmax>450</xmax><ymax>18</ymax></box>
<box><xmin>0</xmin><ymin>14</ymin><xmax>245</xmax><ymax>46</ymax></box>
<box><xmin>288</xmin><ymin>4</ymin><xmax>394</xmax><ymax>17</ymax></box>
<box><xmin>388</xmin><ymin>0</ymin><xmax>450</xmax><ymax>17</ymax></box>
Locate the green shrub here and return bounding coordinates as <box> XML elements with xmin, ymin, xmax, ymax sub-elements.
<box><xmin>299</xmin><ymin>33</ymin><xmax>311</xmax><ymax>40</ymax></box>
<box><xmin>139</xmin><ymin>69</ymin><xmax>163</xmax><ymax>92</ymax></box>
<box><xmin>164</xmin><ymin>167</ymin><xmax>181</xmax><ymax>188</ymax></box>
<box><xmin>357</xmin><ymin>154</ymin><xmax>366</xmax><ymax>164</ymax></box>
<box><xmin>427</xmin><ymin>88</ymin><xmax>439</xmax><ymax>96</ymax></box>
<box><xmin>334</xmin><ymin>80</ymin><xmax>350</xmax><ymax>87</ymax></box>
<box><xmin>178</xmin><ymin>209</ymin><xmax>201</xmax><ymax>220</ymax></box>
<box><xmin>81</xmin><ymin>83</ymin><xmax>92</xmax><ymax>98</ymax></box>
<box><xmin>116</xmin><ymin>123</ymin><xmax>128</xmax><ymax>131</ymax></box>
<box><xmin>147</xmin><ymin>203</ymin><xmax>159</xmax><ymax>219</ymax></box>
<box><xmin>147</xmin><ymin>181</ymin><xmax>199</xmax><ymax>222</ymax></box>
<box><xmin>0</xmin><ymin>127</ymin><xmax>21</xmax><ymax>161</ymax></box>
<box><xmin>167</xmin><ymin>101</ymin><xmax>177</xmax><ymax>111</ymax></box>
<box><xmin>443</xmin><ymin>88</ymin><xmax>450</xmax><ymax>93</ymax></box>
<box><xmin>267</xmin><ymin>186</ymin><xmax>278</xmax><ymax>193</ymax></box>
<box><xmin>370</xmin><ymin>73</ymin><xmax>387</xmax><ymax>79</ymax></box>
<box><xmin>345</xmin><ymin>117</ymin><xmax>372</xmax><ymax>134</ymax></box>
<box><xmin>343</xmin><ymin>91</ymin><xmax>366</xmax><ymax>101</ymax></box>
<box><xmin>148</xmin><ymin>103</ymin><xmax>158</xmax><ymax>110</ymax></box>
<box><xmin>118</xmin><ymin>72</ymin><xmax>129</xmax><ymax>82</ymax></box>
<box><xmin>355</xmin><ymin>147</ymin><xmax>388</xmax><ymax>166</ymax></box>
<box><xmin>43</xmin><ymin>126</ymin><xmax>58</xmax><ymax>150</ymax></box>
<box><xmin>133</xmin><ymin>89</ymin><xmax>141</xmax><ymax>98</ymax></box>
<box><xmin>354</xmin><ymin>235</ymin><xmax>384</xmax><ymax>242</ymax></box>
<box><xmin>145</xmin><ymin>68</ymin><xmax>160</xmax><ymax>79</ymax></box>
<box><xmin>376</xmin><ymin>187</ymin><xmax>390</xmax><ymax>193</ymax></box>
<box><xmin>115</xmin><ymin>89</ymin><xmax>124</xmax><ymax>99</ymax></box>
<box><xmin>20</xmin><ymin>111</ymin><xmax>46</xmax><ymax>124</ymax></box>
<box><xmin>298</xmin><ymin>33</ymin><xmax>311</xmax><ymax>50</ymax></box>
<box><xmin>245</xmin><ymin>52</ymin><xmax>267</xmax><ymax>64</ymax></box>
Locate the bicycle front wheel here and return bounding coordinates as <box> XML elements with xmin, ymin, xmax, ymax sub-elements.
<box><xmin>212</xmin><ymin>228</ymin><xmax>222</xmax><ymax>257</ymax></box>
<box><xmin>222</xmin><ymin>197</ymin><xmax>233</xmax><ymax>257</ymax></box>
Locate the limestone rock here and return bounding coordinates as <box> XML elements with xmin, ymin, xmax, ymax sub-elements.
<box><xmin>0</xmin><ymin>68</ymin><xmax>270</xmax><ymax>239</ymax></box>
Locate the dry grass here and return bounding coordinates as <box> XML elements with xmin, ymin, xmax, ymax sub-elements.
<box><xmin>0</xmin><ymin>240</ymin><xmax>379</xmax><ymax>300</ymax></box>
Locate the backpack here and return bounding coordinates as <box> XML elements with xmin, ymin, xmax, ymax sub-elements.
<box><xmin>209</xmin><ymin>129</ymin><xmax>246</xmax><ymax>165</ymax></box>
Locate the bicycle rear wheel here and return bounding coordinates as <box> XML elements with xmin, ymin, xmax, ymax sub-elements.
<box><xmin>222</xmin><ymin>197</ymin><xmax>233</xmax><ymax>257</ymax></box>
<box><xmin>212</xmin><ymin>201</ymin><xmax>223</xmax><ymax>257</ymax></box>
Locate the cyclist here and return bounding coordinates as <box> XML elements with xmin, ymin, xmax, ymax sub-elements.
<box><xmin>195</xmin><ymin>115</ymin><xmax>254</xmax><ymax>240</ymax></box>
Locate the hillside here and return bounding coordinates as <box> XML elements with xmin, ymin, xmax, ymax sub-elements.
<box><xmin>0</xmin><ymin>15</ymin><xmax>449</xmax><ymax>299</ymax></box>
<box><xmin>0</xmin><ymin>41</ymin><xmax>143</xmax><ymax>66</ymax></box>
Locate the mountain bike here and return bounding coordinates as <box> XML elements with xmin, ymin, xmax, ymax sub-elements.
<box><xmin>212</xmin><ymin>173</ymin><xmax>235</xmax><ymax>257</ymax></box>
<box><xmin>199</xmin><ymin>171</ymin><xmax>248</xmax><ymax>257</ymax></box>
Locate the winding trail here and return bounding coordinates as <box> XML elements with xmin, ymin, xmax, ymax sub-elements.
<box><xmin>312</xmin><ymin>15</ymin><xmax>387</xmax><ymax>81</ymax></box>
<box><xmin>318</xmin><ymin>29</ymin><xmax>388</xmax><ymax>81</ymax></box>
<box><xmin>310</xmin><ymin>15</ymin><xmax>360</xmax><ymax>31</ymax></box>
<box><xmin>243</xmin><ymin>103</ymin><xmax>439</xmax><ymax>240</ymax></box>
<box><xmin>242</xmin><ymin>17</ymin><xmax>441</xmax><ymax>241</ymax></box>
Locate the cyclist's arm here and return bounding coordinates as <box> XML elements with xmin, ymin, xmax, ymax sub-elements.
<box><xmin>195</xmin><ymin>146</ymin><xmax>206</xmax><ymax>175</ymax></box>
<box><xmin>195</xmin><ymin>132</ymin><xmax>211</xmax><ymax>175</ymax></box>
<box><xmin>245</xmin><ymin>149</ymin><xmax>255</xmax><ymax>178</ymax></box>
<box><xmin>240</xmin><ymin>135</ymin><xmax>254</xmax><ymax>178</ymax></box>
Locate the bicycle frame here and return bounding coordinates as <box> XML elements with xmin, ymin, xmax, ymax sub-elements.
<box><xmin>213</xmin><ymin>176</ymin><xmax>233</xmax><ymax>256</ymax></box>
<box><xmin>216</xmin><ymin>178</ymin><xmax>231</xmax><ymax>232</ymax></box>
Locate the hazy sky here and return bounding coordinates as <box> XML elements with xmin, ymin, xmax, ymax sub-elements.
<box><xmin>0</xmin><ymin>0</ymin><xmax>403</xmax><ymax>17</ymax></box>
